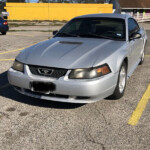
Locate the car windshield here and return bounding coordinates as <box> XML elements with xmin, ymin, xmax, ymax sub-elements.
<box><xmin>55</xmin><ymin>17</ymin><xmax>126</xmax><ymax>41</ymax></box>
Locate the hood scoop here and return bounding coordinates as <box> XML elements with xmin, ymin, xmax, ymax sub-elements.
<box><xmin>59</xmin><ymin>41</ymin><xmax>82</xmax><ymax>45</ymax></box>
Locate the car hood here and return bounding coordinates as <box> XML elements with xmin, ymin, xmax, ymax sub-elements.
<box><xmin>16</xmin><ymin>37</ymin><xmax>126</xmax><ymax>69</ymax></box>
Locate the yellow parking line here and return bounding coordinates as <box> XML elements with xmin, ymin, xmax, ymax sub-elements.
<box><xmin>145</xmin><ymin>55</ymin><xmax>150</xmax><ymax>57</ymax></box>
<box><xmin>128</xmin><ymin>85</ymin><xmax>150</xmax><ymax>126</ymax></box>
<box><xmin>0</xmin><ymin>59</ymin><xmax>14</xmax><ymax>61</ymax></box>
<box><xmin>0</xmin><ymin>39</ymin><xmax>47</xmax><ymax>55</ymax></box>
<box><xmin>0</xmin><ymin>84</ymin><xmax>9</xmax><ymax>90</ymax></box>
<box><xmin>0</xmin><ymin>48</ymin><xmax>24</xmax><ymax>55</ymax></box>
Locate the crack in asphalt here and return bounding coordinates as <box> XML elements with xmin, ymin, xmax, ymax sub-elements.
<box><xmin>81</xmin><ymin>104</ymin><xmax>110</xmax><ymax>150</ymax></box>
<box><xmin>83</xmin><ymin>127</ymin><xmax>106</xmax><ymax>150</ymax></box>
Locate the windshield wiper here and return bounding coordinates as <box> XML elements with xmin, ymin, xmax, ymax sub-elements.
<box><xmin>77</xmin><ymin>33</ymin><xmax>124</xmax><ymax>41</ymax></box>
<box><xmin>77</xmin><ymin>33</ymin><xmax>110</xmax><ymax>38</ymax></box>
<box><xmin>57</xmin><ymin>32</ymin><xmax>79</xmax><ymax>37</ymax></box>
<box><xmin>99</xmin><ymin>34</ymin><xmax>125</xmax><ymax>41</ymax></box>
<box><xmin>77</xmin><ymin>33</ymin><xmax>101</xmax><ymax>38</ymax></box>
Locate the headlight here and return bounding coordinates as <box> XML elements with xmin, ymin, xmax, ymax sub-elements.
<box><xmin>12</xmin><ymin>60</ymin><xmax>24</xmax><ymax>72</ymax></box>
<box><xmin>69</xmin><ymin>64</ymin><xmax>111</xmax><ymax>79</ymax></box>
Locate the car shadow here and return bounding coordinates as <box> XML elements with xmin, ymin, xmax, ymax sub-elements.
<box><xmin>0</xmin><ymin>71</ymin><xmax>84</xmax><ymax>109</ymax></box>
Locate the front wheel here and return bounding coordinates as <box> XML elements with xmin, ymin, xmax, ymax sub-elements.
<box><xmin>111</xmin><ymin>62</ymin><xmax>127</xmax><ymax>99</ymax></box>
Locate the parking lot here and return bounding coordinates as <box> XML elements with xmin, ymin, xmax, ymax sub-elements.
<box><xmin>0</xmin><ymin>21</ymin><xmax>150</xmax><ymax>150</ymax></box>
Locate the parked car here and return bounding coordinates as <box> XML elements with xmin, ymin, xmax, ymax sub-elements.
<box><xmin>8</xmin><ymin>14</ymin><xmax>147</xmax><ymax>103</ymax></box>
<box><xmin>0</xmin><ymin>17</ymin><xmax>9</xmax><ymax>35</ymax></box>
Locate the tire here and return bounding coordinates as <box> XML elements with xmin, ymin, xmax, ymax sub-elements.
<box><xmin>139</xmin><ymin>50</ymin><xmax>145</xmax><ymax>65</ymax></box>
<box><xmin>139</xmin><ymin>41</ymin><xmax>146</xmax><ymax>65</ymax></box>
<box><xmin>2</xmin><ymin>32</ymin><xmax>6</xmax><ymax>35</ymax></box>
<box><xmin>111</xmin><ymin>62</ymin><xmax>127</xmax><ymax>99</ymax></box>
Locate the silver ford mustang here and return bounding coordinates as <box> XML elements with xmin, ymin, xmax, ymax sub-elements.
<box><xmin>8</xmin><ymin>14</ymin><xmax>147</xmax><ymax>103</ymax></box>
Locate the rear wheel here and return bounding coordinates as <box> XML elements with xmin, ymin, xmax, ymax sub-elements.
<box><xmin>2</xmin><ymin>32</ymin><xmax>6</xmax><ymax>35</ymax></box>
<box><xmin>111</xmin><ymin>62</ymin><xmax>127</xmax><ymax>99</ymax></box>
<box><xmin>139</xmin><ymin>41</ymin><xmax>147</xmax><ymax>65</ymax></box>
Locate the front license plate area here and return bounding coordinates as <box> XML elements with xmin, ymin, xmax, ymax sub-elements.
<box><xmin>30</xmin><ymin>82</ymin><xmax>56</xmax><ymax>94</ymax></box>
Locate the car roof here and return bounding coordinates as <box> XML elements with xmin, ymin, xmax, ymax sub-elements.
<box><xmin>76</xmin><ymin>13</ymin><xmax>131</xmax><ymax>20</ymax></box>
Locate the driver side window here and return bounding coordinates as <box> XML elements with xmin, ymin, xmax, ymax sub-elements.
<box><xmin>128</xmin><ymin>18</ymin><xmax>139</xmax><ymax>37</ymax></box>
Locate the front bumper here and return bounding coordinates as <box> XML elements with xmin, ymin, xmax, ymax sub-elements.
<box><xmin>8</xmin><ymin>65</ymin><xmax>118</xmax><ymax>103</ymax></box>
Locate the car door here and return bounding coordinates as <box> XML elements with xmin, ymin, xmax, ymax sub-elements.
<box><xmin>131</xmin><ymin>19</ymin><xmax>144</xmax><ymax>59</ymax></box>
<box><xmin>128</xmin><ymin>18</ymin><xmax>143</xmax><ymax>72</ymax></box>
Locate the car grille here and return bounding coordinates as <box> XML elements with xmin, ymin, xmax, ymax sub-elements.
<box><xmin>28</xmin><ymin>65</ymin><xmax>68</xmax><ymax>78</ymax></box>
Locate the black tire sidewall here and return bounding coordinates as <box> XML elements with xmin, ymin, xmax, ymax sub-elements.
<box><xmin>112</xmin><ymin>61</ymin><xmax>127</xmax><ymax>99</ymax></box>
<box><xmin>139</xmin><ymin>50</ymin><xmax>145</xmax><ymax>65</ymax></box>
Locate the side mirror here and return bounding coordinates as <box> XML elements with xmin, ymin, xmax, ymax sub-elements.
<box><xmin>53</xmin><ymin>30</ymin><xmax>58</xmax><ymax>35</ymax></box>
<box><xmin>129</xmin><ymin>33</ymin><xmax>141</xmax><ymax>41</ymax></box>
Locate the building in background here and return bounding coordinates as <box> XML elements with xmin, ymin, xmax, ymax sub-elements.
<box><xmin>3</xmin><ymin>0</ymin><xmax>150</xmax><ymax>21</ymax></box>
<box><xmin>119</xmin><ymin>0</ymin><xmax>150</xmax><ymax>22</ymax></box>
<box><xmin>37</xmin><ymin>0</ymin><xmax>121</xmax><ymax>14</ymax></box>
